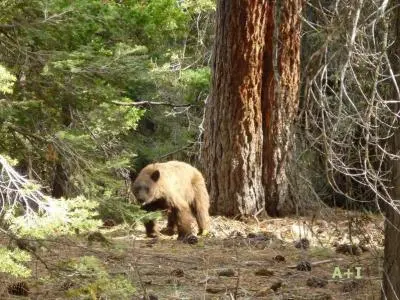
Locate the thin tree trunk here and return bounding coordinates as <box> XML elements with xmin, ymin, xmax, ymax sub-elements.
<box><xmin>262</xmin><ymin>0</ymin><xmax>302</xmax><ymax>216</ymax></box>
<box><xmin>383</xmin><ymin>201</ymin><xmax>400</xmax><ymax>299</ymax></box>
<box><xmin>51</xmin><ymin>99</ymin><xmax>71</xmax><ymax>198</ymax></box>
<box><xmin>51</xmin><ymin>162</ymin><xmax>67</xmax><ymax>198</ymax></box>
<box><xmin>382</xmin><ymin>3</ymin><xmax>400</xmax><ymax>298</ymax></box>
<box><xmin>201</xmin><ymin>1</ymin><xmax>270</xmax><ymax>216</ymax></box>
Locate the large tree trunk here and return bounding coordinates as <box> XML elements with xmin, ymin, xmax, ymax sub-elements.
<box><xmin>262</xmin><ymin>0</ymin><xmax>302</xmax><ymax>216</ymax></box>
<box><xmin>201</xmin><ymin>1</ymin><xmax>270</xmax><ymax>216</ymax></box>
<box><xmin>382</xmin><ymin>3</ymin><xmax>400</xmax><ymax>298</ymax></box>
<box><xmin>201</xmin><ymin>0</ymin><xmax>302</xmax><ymax>216</ymax></box>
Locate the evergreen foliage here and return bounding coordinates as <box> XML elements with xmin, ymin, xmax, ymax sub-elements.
<box><xmin>63</xmin><ymin>256</ymin><xmax>135</xmax><ymax>299</ymax></box>
<box><xmin>0</xmin><ymin>0</ymin><xmax>215</xmax><ymax>220</ymax></box>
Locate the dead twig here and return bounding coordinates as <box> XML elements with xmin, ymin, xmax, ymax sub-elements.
<box><xmin>111</xmin><ymin>100</ymin><xmax>196</xmax><ymax>108</ymax></box>
<box><xmin>130</xmin><ymin>259</ymin><xmax>148</xmax><ymax>300</ymax></box>
<box><xmin>287</xmin><ymin>258</ymin><xmax>344</xmax><ymax>269</ymax></box>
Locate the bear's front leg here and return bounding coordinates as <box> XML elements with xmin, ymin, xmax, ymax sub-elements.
<box><xmin>160</xmin><ymin>211</ymin><xmax>176</xmax><ymax>236</ymax></box>
<box><xmin>144</xmin><ymin>220</ymin><xmax>158</xmax><ymax>238</ymax></box>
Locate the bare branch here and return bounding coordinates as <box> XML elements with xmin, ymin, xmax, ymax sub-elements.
<box><xmin>303</xmin><ymin>0</ymin><xmax>400</xmax><ymax>215</ymax></box>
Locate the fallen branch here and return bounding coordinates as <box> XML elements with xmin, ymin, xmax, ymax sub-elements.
<box><xmin>111</xmin><ymin>100</ymin><xmax>195</xmax><ymax>108</ymax></box>
<box><xmin>287</xmin><ymin>258</ymin><xmax>344</xmax><ymax>269</ymax></box>
<box><xmin>0</xmin><ymin>155</ymin><xmax>51</xmax><ymax>215</ymax></box>
<box><xmin>0</xmin><ymin>228</ymin><xmax>50</xmax><ymax>270</ymax></box>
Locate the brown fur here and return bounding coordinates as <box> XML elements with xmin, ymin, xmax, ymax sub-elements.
<box><xmin>131</xmin><ymin>161</ymin><xmax>210</xmax><ymax>239</ymax></box>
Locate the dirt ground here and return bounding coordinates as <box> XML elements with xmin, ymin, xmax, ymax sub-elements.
<box><xmin>0</xmin><ymin>209</ymin><xmax>384</xmax><ymax>299</ymax></box>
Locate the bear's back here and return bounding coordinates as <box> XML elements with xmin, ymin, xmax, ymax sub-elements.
<box><xmin>154</xmin><ymin>161</ymin><xmax>200</xmax><ymax>183</ymax></box>
<box><xmin>152</xmin><ymin>161</ymin><xmax>203</xmax><ymax>199</ymax></box>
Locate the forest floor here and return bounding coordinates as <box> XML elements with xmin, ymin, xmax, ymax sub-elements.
<box><xmin>1</xmin><ymin>208</ymin><xmax>384</xmax><ymax>299</ymax></box>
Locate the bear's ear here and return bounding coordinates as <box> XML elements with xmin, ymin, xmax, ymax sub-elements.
<box><xmin>129</xmin><ymin>170</ymin><xmax>137</xmax><ymax>181</ymax></box>
<box><xmin>150</xmin><ymin>170</ymin><xmax>160</xmax><ymax>182</ymax></box>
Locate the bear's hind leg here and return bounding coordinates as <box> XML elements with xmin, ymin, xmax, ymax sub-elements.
<box><xmin>192</xmin><ymin>179</ymin><xmax>210</xmax><ymax>236</ymax></box>
<box><xmin>194</xmin><ymin>201</ymin><xmax>210</xmax><ymax>236</ymax></box>
<box><xmin>174</xmin><ymin>207</ymin><xmax>193</xmax><ymax>240</ymax></box>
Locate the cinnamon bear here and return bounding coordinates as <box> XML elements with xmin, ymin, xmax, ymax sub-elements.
<box><xmin>130</xmin><ymin>161</ymin><xmax>210</xmax><ymax>240</ymax></box>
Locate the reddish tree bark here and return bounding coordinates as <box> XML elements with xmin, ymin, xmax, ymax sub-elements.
<box><xmin>201</xmin><ymin>1</ymin><xmax>270</xmax><ymax>216</ymax></box>
<box><xmin>262</xmin><ymin>0</ymin><xmax>302</xmax><ymax>216</ymax></box>
<box><xmin>201</xmin><ymin>0</ymin><xmax>302</xmax><ymax>216</ymax></box>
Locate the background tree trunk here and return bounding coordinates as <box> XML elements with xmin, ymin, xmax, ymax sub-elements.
<box><xmin>201</xmin><ymin>0</ymin><xmax>302</xmax><ymax>217</ymax></box>
<box><xmin>382</xmin><ymin>3</ymin><xmax>400</xmax><ymax>298</ymax></box>
<box><xmin>201</xmin><ymin>1</ymin><xmax>270</xmax><ymax>216</ymax></box>
<box><xmin>262</xmin><ymin>0</ymin><xmax>302</xmax><ymax>216</ymax></box>
<box><xmin>51</xmin><ymin>98</ymin><xmax>72</xmax><ymax>198</ymax></box>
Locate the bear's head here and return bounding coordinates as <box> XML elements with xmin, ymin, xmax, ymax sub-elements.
<box><xmin>130</xmin><ymin>166</ymin><xmax>161</xmax><ymax>205</ymax></box>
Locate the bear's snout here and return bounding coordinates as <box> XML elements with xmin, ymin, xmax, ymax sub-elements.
<box><xmin>136</xmin><ymin>196</ymin><xmax>146</xmax><ymax>204</ymax></box>
<box><xmin>141</xmin><ymin>198</ymin><xmax>169</xmax><ymax>212</ymax></box>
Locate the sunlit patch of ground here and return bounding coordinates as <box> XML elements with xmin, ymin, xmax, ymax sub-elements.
<box><xmin>0</xmin><ymin>209</ymin><xmax>383</xmax><ymax>299</ymax></box>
